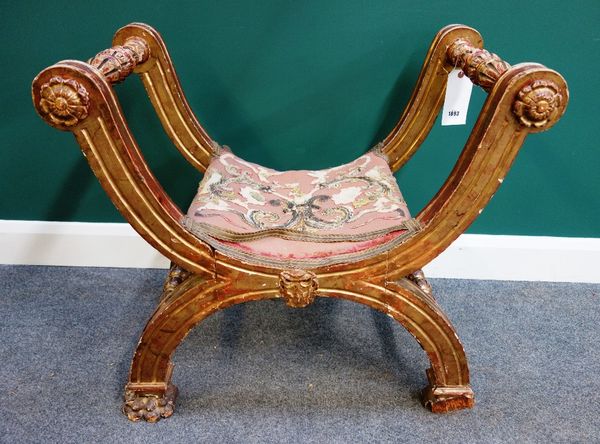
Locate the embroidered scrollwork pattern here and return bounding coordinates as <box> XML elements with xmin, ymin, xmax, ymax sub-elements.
<box><xmin>185</xmin><ymin>150</ymin><xmax>412</xmax><ymax>242</ymax></box>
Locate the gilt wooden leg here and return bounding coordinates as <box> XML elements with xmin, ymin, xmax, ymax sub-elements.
<box><xmin>122</xmin><ymin>272</ymin><xmax>280</xmax><ymax>422</ymax></box>
<box><xmin>124</xmin><ymin>268</ymin><xmax>472</xmax><ymax>421</ymax></box>
<box><xmin>319</xmin><ymin>277</ymin><xmax>474</xmax><ymax>412</ymax></box>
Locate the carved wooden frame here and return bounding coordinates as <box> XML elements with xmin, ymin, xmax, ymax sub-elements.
<box><xmin>32</xmin><ymin>23</ymin><xmax>568</xmax><ymax>422</ymax></box>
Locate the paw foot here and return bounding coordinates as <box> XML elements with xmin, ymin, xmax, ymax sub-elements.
<box><xmin>123</xmin><ymin>384</ymin><xmax>178</xmax><ymax>422</ymax></box>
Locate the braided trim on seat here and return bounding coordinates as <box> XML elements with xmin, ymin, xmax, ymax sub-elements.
<box><xmin>182</xmin><ymin>217</ymin><xmax>420</xmax><ymax>243</ymax></box>
<box><xmin>183</xmin><ymin>219</ymin><xmax>422</xmax><ymax>269</ymax></box>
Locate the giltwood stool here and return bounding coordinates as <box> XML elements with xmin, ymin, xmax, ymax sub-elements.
<box><xmin>32</xmin><ymin>23</ymin><xmax>568</xmax><ymax>422</ymax></box>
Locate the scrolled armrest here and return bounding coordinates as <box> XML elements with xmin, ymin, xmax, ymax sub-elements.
<box><xmin>380</xmin><ymin>25</ymin><xmax>484</xmax><ymax>172</ymax></box>
<box><xmin>32</xmin><ymin>60</ymin><xmax>214</xmax><ymax>275</ymax></box>
<box><xmin>375</xmin><ymin>63</ymin><xmax>568</xmax><ymax>282</ymax></box>
<box><xmin>111</xmin><ymin>23</ymin><xmax>216</xmax><ymax>172</ymax></box>
<box><xmin>380</xmin><ymin>24</ymin><xmax>564</xmax><ymax>172</ymax></box>
<box><xmin>35</xmin><ymin>23</ymin><xmax>216</xmax><ymax>172</ymax></box>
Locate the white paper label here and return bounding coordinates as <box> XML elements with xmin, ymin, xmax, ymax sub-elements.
<box><xmin>441</xmin><ymin>68</ymin><xmax>473</xmax><ymax>126</ymax></box>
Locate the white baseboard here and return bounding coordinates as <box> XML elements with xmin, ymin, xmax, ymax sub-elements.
<box><xmin>0</xmin><ymin>220</ymin><xmax>169</xmax><ymax>269</ymax></box>
<box><xmin>1</xmin><ymin>220</ymin><xmax>598</xmax><ymax>283</ymax></box>
<box><xmin>423</xmin><ymin>233</ymin><xmax>600</xmax><ymax>283</ymax></box>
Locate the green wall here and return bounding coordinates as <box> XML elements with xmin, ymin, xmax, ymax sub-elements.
<box><xmin>2</xmin><ymin>1</ymin><xmax>598</xmax><ymax>237</ymax></box>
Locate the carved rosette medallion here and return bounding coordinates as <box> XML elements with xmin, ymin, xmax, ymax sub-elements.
<box><xmin>279</xmin><ymin>269</ymin><xmax>318</xmax><ymax>308</ymax></box>
<box><xmin>38</xmin><ymin>76</ymin><xmax>89</xmax><ymax>127</ymax></box>
<box><xmin>513</xmin><ymin>80</ymin><xmax>563</xmax><ymax>128</ymax></box>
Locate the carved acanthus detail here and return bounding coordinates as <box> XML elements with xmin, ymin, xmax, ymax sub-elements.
<box><xmin>161</xmin><ymin>263</ymin><xmax>192</xmax><ymax>301</ymax></box>
<box><xmin>513</xmin><ymin>80</ymin><xmax>563</xmax><ymax>128</ymax></box>
<box><xmin>279</xmin><ymin>269</ymin><xmax>318</xmax><ymax>308</ymax></box>
<box><xmin>88</xmin><ymin>37</ymin><xmax>150</xmax><ymax>83</ymax></box>
<box><xmin>407</xmin><ymin>269</ymin><xmax>433</xmax><ymax>297</ymax></box>
<box><xmin>447</xmin><ymin>39</ymin><xmax>511</xmax><ymax>91</ymax></box>
<box><xmin>123</xmin><ymin>384</ymin><xmax>178</xmax><ymax>423</ymax></box>
<box><xmin>38</xmin><ymin>76</ymin><xmax>89</xmax><ymax>127</ymax></box>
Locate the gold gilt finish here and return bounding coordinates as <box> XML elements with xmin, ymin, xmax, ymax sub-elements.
<box><xmin>88</xmin><ymin>37</ymin><xmax>150</xmax><ymax>83</ymax></box>
<box><xmin>32</xmin><ymin>23</ymin><xmax>568</xmax><ymax>422</ymax></box>
<box><xmin>446</xmin><ymin>39</ymin><xmax>511</xmax><ymax>92</ymax></box>
<box><xmin>38</xmin><ymin>77</ymin><xmax>89</xmax><ymax>127</ymax></box>
<box><xmin>279</xmin><ymin>269</ymin><xmax>319</xmax><ymax>308</ymax></box>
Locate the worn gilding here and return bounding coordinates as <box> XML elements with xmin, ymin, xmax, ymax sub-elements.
<box><xmin>279</xmin><ymin>269</ymin><xmax>319</xmax><ymax>308</ymax></box>
<box><xmin>32</xmin><ymin>23</ymin><xmax>568</xmax><ymax>422</ymax></box>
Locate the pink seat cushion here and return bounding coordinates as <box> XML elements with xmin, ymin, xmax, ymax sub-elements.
<box><xmin>183</xmin><ymin>148</ymin><xmax>419</xmax><ymax>268</ymax></box>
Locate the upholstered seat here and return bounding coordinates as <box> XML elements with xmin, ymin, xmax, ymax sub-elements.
<box><xmin>183</xmin><ymin>146</ymin><xmax>421</xmax><ymax>267</ymax></box>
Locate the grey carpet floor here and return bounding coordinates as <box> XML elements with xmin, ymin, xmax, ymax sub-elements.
<box><xmin>0</xmin><ymin>265</ymin><xmax>598</xmax><ymax>443</ymax></box>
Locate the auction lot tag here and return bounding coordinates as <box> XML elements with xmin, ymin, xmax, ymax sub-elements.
<box><xmin>442</xmin><ymin>68</ymin><xmax>473</xmax><ymax>126</ymax></box>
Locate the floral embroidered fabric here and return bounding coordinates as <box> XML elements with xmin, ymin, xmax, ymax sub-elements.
<box><xmin>183</xmin><ymin>148</ymin><xmax>420</xmax><ymax>268</ymax></box>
